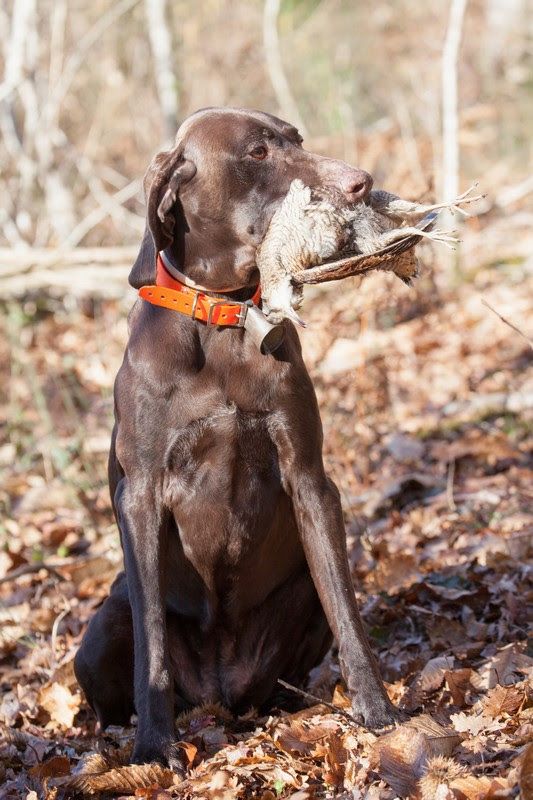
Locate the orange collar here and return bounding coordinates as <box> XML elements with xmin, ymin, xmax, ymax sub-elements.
<box><xmin>139</xmin><ymin>256</ymin><xmax>261</xmax><ymax>327</ymax></box>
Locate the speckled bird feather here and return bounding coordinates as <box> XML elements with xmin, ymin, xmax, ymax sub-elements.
<box><xmin>256</xmin><ymin>180</ymin><xmax>481</xmax><ymax>324</ymax></box>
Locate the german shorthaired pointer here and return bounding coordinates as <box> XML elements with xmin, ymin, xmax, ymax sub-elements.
<box><xmin>75</xmin><ymin>107</ymin><xmax>398</xmax><ymax>768</ymax></box>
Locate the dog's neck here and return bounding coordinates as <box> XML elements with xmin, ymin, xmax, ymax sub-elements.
<box><xmin>164</xmin><ymin>209</ymin><xmax>262</xmax><ymax>296</ymax></box>
<box><xmin>160</xmin><ymin>250</ymin><xmax>240</xmax><ymax>293</ymax></box>
<box><xmin>160</xmin><ymin>249</ymin><xmax>259</xmax><ymax>302</ymax></box>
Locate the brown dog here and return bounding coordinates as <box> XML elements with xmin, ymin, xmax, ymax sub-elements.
<box><xmin>74</xmin><ymin>107</ymin><xmax>398</xmax><ymax>767</ymax></box>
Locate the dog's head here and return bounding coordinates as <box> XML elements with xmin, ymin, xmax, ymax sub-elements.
<box><xmin>129</xmin><ymin>107</ymin><xmax>373</xmax><ymax>291</ymax></box>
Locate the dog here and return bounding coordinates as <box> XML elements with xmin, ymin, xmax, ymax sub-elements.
<box><xmin>74</xmin><ymin>107</ymin><xmax>398</xmax><ymax>768</ymax></box>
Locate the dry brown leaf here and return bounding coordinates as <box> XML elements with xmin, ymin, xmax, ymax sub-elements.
<box><xmin>482</xmin><ymin>684</ymin><xmax>525</xmax><ymax>718</ymax></box>
<box><xmin>373</xmin><ymin>717</ymin><xmax>461</xmax><ymax>796</ymax></box>
<box><xmin>38</xmin><ymin>682</ymin><xmax>81</xmax><ymax>729</ymax></box>
<box><xmin>474</xmin><ymin>643</ymin><xmax>527</xmax><ymax>690</ymax></box>
<box><xmin>80</xmin><ymin>752</ymin><xmax>114</xmax><ymax>773</ymax></box>
<box><xmin>52</xmin><ymin>763</ymin><xmax>176</xmax><ymax>793</ymax></box>
<box><xmin>405</xmin><ymin>658</ymin><xmax>455</xmax><ymax>711</ymax></box>
<box><xmin>205</xmin><ymin>768</ymin><xmax>241</xmax><ymax>800</ymax></box>
<box><xmin>274</xmin><ymin>719</ymin><xmax>333</xmax><ymax>756</ymax></box>
<box><xmin>29</xmin><ymin>755</ymin><xmax>71</xmax><ymax>783</ymax></box>
<box><xmin>372</xmin><ymin>727</ymin><xmax>430</xmax><ymax>797</ymax></box>
<box><xmin>449</xmin><ymin>774</ymin><xmax>508</xmax><ymax>800</ymax></box>
<box><xmin>48</xmin><ymin>657</ymin><xmax>78</xmax><ymax>691</ymax></box>
<box><xmin>419</xmin><ymin>657</ymin><xmax>455</xmax><ymax>693</ymax></box>
<box><xmin>368</xmin><ymin>553</ymin><xmax>422</xmax><ymax>594</ymax></box>
<box><xmin>59</xmin><ymin>555</ymin><xmax>116</xmax><ymax>586</ymax></box>
<box><xmin>407</xmin><ymin>714</ymin><xmax>461</xmax><ymax>757</ymax></box>
<box><xmin>316</xmin><ymin>733</ymin><xmax>347</xmax><ymax>789</ymax></box>
<box><xmin>172</xmin><ymin>740</ymin><xmax>197</xmax><ymax>768</ymax></box>
<box><xmin>332</xmin><ymin>683</ymin><xmax>351</xmax><ymax>709</ymax></box>
<box><xmin>444</xmin><ymin>669</ymin><xmax>472</xmax><ymax>707</ymax></box>
<box><xmin>134</xmin><ymin>788</ymin><xmax>173</xmax><ymax>799</ymax></box>
<box><xmin>520</xmin><ymin>742</ymin><xmax>533</xmax><ymax>800</ymax></box>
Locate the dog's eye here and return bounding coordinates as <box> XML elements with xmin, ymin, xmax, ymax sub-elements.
<box><xmin>249</xmin><ymin>145</ymin><xmax>268</xmax><ymax>160</ymax></box>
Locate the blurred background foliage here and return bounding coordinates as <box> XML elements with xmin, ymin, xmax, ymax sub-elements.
<box><xmin>0</xmin><ymin>0</ymin><xmax>531</xmax><ymax>249</ymax></box>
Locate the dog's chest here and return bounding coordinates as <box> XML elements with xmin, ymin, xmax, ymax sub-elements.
<box><xmin>163</xmin><ymin>403</ymin><xmax>282</xmax><ymax>580</ymax></box>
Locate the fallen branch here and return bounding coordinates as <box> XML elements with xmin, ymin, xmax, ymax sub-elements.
<box><xmin>277</xmin><ymin>679</ymin><xmax>360</xmax><ymax>725</ymax></box>
<box><xmin>0</xmin><ymin>555</ymin><xmax>91</xmax><ymax>585</ymax></box>
<box><xmin>0</xmin><ymin>562</ymin><xmax>64</xmax><ymax>585</ymax></box>
<box><xmin>0</xmin><ymin>246</ymin><xmax>137</xmax><ymax>296</ymax></box>
<box><xmin>482</xmin><ymin>298</ymin><xmax>533</xmax><ymax>349</ymax></box>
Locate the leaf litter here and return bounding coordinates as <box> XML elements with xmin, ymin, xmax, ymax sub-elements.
<box><xmin>0</xmin><ymin>256</ymin><xmax>531</xmax><ymax>798</ymax></box>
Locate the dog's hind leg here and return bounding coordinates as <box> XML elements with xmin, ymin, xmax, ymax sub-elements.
<box><xmin>74</xmin><ymin>572</ymin><xmax>135</xmax><ymax>729</ymax></box>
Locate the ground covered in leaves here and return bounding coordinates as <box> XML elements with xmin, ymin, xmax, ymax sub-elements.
<box><xmin>0</xmin><ymin>254</ymin><xmax>531</xmax><ymax>799</ymax></box>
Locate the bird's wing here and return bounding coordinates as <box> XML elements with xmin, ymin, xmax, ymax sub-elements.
<box><xmin>293</xmin><ymin>211</ymin><xmax>437</xmax><ymax>285</ymax></box>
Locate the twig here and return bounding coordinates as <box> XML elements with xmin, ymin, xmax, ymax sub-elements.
<box><xmin>262</xmin><ymin>0</ymin><xmax>307</xmax><ymax>136</ymax></box>
<box><xmin>60</xmin><ymin>178</ymin><xmax>143</xmax><ymax>248</ymax></box>
<box><xmin>0</xmin><ymin>557</ymin><xmax>89</xmax><ymax>586</ymax></box>
<box><xmin>496</xmin><ymin>175</ymin><xmax>533</xmax><ymax>208</ymax></box>
<box><xmin>446</xmin><ymin>458</ymin><xmax>456</xmax><ymax>512</ymax></box>
<box><xmin>482</xmin><ymin>298</ymin><xmax>533</xmax><ymax>349</ymax></box>
<box><xmin>277</xmin><ymin>679</ymin><xmax>359</xmax><ymax>725</ymax></box>
<box><xmin>50</xmin><ymin>605</ymin><xmax>71</xmax><ymax>671</ymax></box>
<box><xmin>42</xmin><ymin>0</ymin><xmax>142</xmax><ymax>128</ymax></box>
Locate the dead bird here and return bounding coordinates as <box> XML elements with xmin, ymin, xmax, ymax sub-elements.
<box><xmin>256</xmin><ymin>180</ymin><xmax>480</xmax><ymax>325</ymax></box>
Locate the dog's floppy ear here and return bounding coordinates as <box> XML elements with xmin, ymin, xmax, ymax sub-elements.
<box><xmin>129</xmin><ymin>148</ymin><xmax>196</xmax><ymax>289</ymax></box>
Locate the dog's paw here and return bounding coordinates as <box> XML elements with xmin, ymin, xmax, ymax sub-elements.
<box><xmin>353</xmin><ymin>700</ymin><xmax>406</xmax><ymax>732</ymax></box>
<box><xmin>132</xmin><ymin>737</ymin><xmax>185</xmax><ymax>776</ymax></box>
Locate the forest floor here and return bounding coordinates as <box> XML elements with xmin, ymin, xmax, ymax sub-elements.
<box><xmin>0</xmin><ymin>249</ymin><xmax>531</xmax><ymax>799</ymax></box>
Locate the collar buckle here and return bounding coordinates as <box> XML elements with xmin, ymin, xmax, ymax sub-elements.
<box><xmin>205</xmin><ymin>298</ymin><xmax>247</xmax><ymax>327</ymax></box>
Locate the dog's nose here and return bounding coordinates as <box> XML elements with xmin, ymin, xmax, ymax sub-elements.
<box><xmin>340</xmin><ymin>169</ymin><xmax>373</xmax><ymax>202</ymax></box>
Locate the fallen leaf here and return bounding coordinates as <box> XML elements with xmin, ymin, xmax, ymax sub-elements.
<box><xmin>450</xmin><ymin>774</ymin><xmax>508</xmax><ymax>800</ymax></box>
<box><xmin>29</xmin><ymin>755</ymin><xmax>71</xmax><ymax>783</ymax></box>
<box><xmin>369</xmin><ymin>553</ymin><xmax>422</xmax><ymax>594</ymax></box>
<box><xmin>134</xmin><ymin>789</ymin><xmax>173</xmax><ymax>799</ymax></box>
<box><xmin>474</xmin><ymin>643</ymin><xmax>529</xmax><ymax>690</ymax></box>
<box><xmin>520</xmin><ymin>742</ymin><xmax>533</xmax><ymax>800</ymax></box>
<box><xmin>450</xmin><ymin>712</ymin><xmax>500</xmax><ymax>736</ymax></box>
<box><xmin>331</xmin><ymin>683</ymin><xmax>351</xmax><ymax>709</ymax></box>
<box><xmin>372</xmin><ymin>716</ymin><xmax>460</xmax><ymax>796</ymax></box>
<box><xmin>316</xmin><ymin>733</ymin><xmax>346</xmax><ymax>789</ymax></box>
<box><xmin>404</xmin><ymin>656</ymin><xmax>454</xmax><ymax>709</ymax></box>
<box><xmin>482</xmin><ymin>684</ymin><xmax>525</xmax><ymax>718</ymax></box>
<box><xmin>372</xmin><ymin>727</ymin><xmax>430</xmax><ymax>796</ymax></box>
<box><xmin>444</xmin><ymin>669</ymin><xmax>472</xmax><ymax>707</ymax></box>
<box><xmin>171</xmin><ymin>740</ymin><xmax>197</xmax><ymax>769</ymax></box>
<box><xmin>38</xmin><ymin>683</ymin><xmax>81</xmax><ymax>729</ymax></box>
<box><xmin>52</xmin><ymin>763</ymin><xmax>176</xmax><ymax>793</ymax></box>
<box><xmin>274</xmin><ymin>719</ymin><xmax>334</xmax><ymax>756</ymax></box>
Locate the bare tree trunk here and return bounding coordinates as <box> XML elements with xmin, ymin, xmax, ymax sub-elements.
<box><xmin>262</xmin><ymin>0</ymin><xmax>307</xmax><ymax>136</ymax></box>
<box><xmin>441</xmin><ymin>0</ymin><xmax>468</xmax><ymax>278</ymax></box>
<box><xmin>0</xmin><ymin>0</ymin><xmax>35</xmax><ymax>101</ymax></box>
<box><xmin>441</xmin><ymin>0</ymin><xmax>468</xmax><ymax>203</ymax></box>
<box><xmin>144</xmin><ymin>0</ymin><xmax>179</xmax><ymax>140</ymax></box>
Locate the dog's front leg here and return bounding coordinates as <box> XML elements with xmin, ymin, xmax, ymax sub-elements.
<box><xmin>271</xmin><ymin>417</ymin><xmax>398</xmax><ymax>728</ymax></box>
<box><xmin>115</xmin><ymin>479</ymin><xmax>175</xmax><ymax>765</ymax></box>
